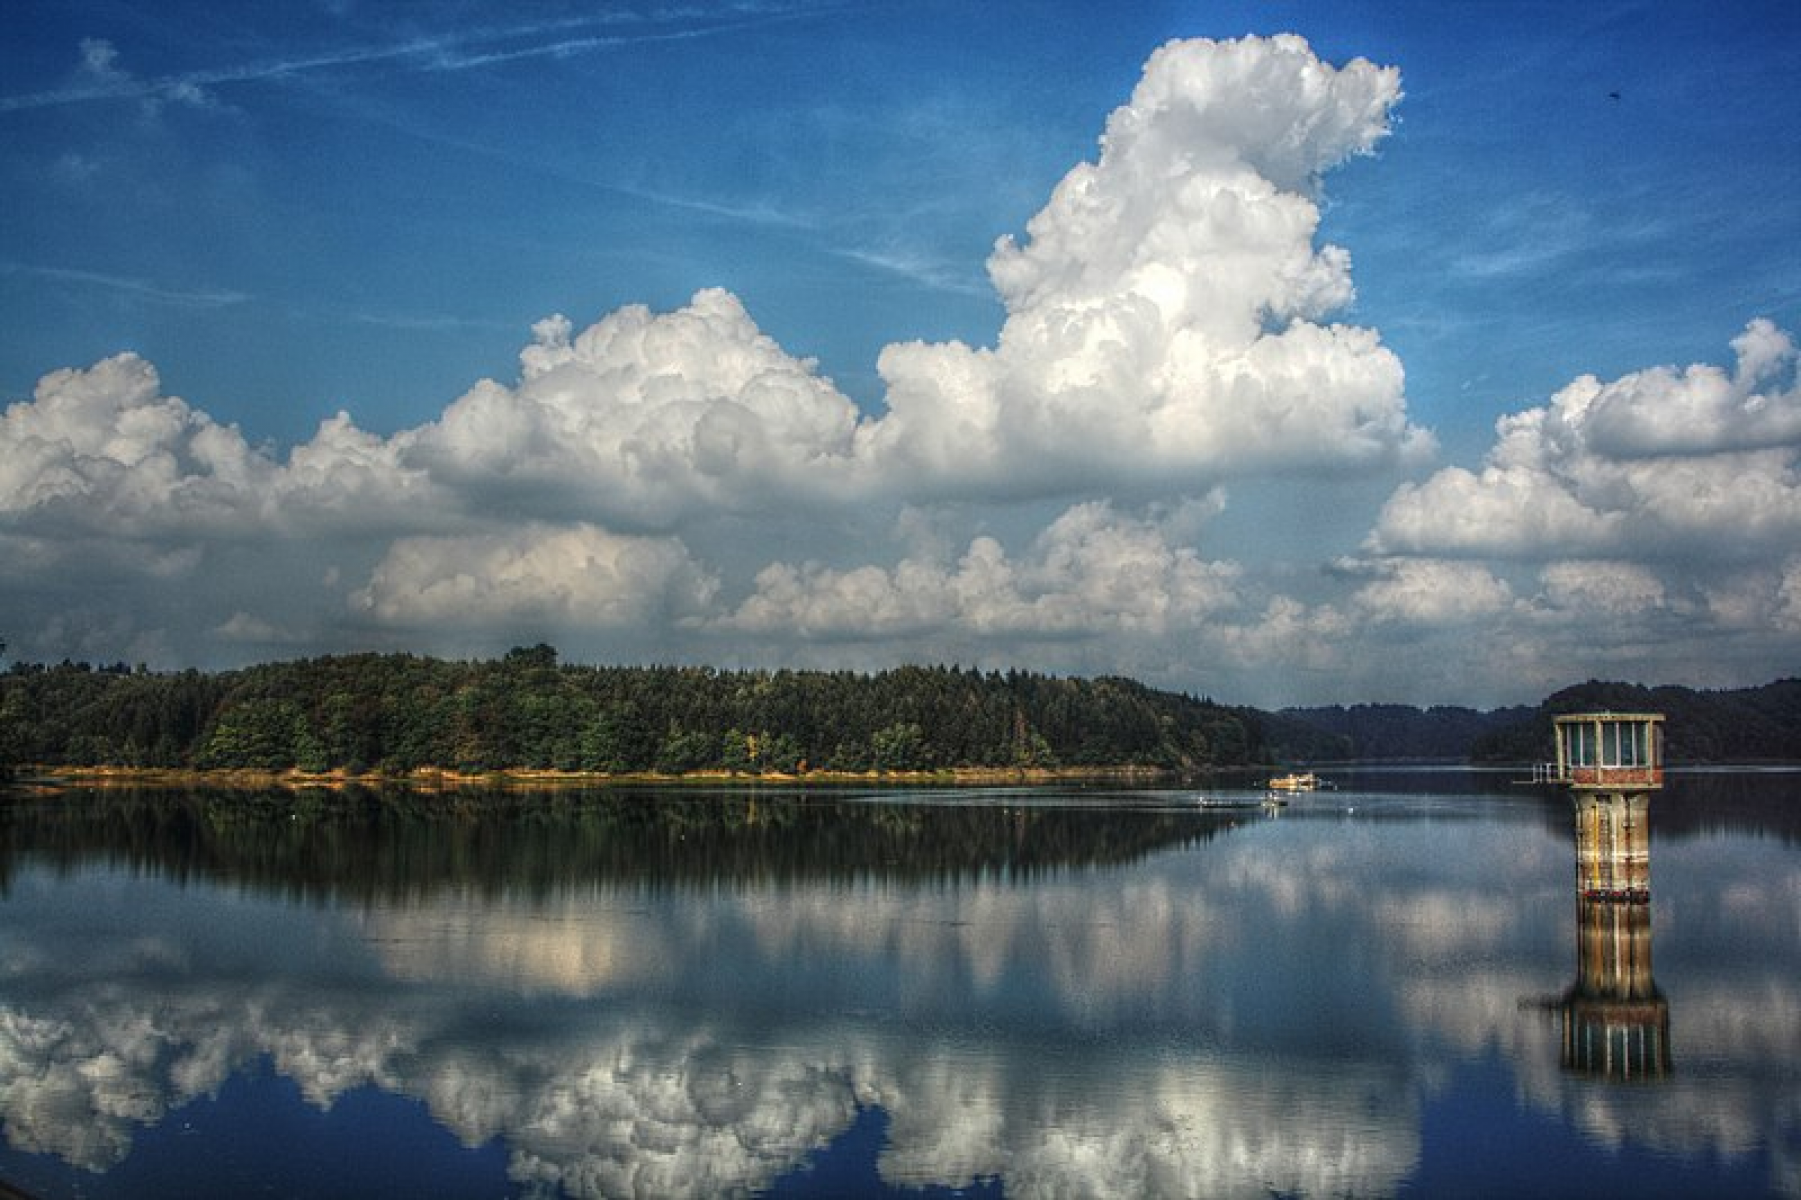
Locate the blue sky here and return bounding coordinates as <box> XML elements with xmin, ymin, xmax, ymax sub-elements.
<box><xmin>3</xmin><ymin>0</ymin><xmax>1798</xmax><ymax>706</ymax></box>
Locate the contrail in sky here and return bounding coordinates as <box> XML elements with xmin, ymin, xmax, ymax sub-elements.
<box><xmin>0</xmin><ymin>5</ymin><xmax>832</xmax><ymax>114</ymax></box>
<box><xmin>0</xmin><ymin>260</ymin><xmax>249</xmax><ymax>308</ymax></box>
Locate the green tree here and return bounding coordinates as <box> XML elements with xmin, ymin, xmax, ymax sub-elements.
<box><xmin>759</xmin><ymin>731</ymin><xmax>804</xmax><ymax>774</ymax></box>
<box><xmin>199</xmin><ymin>697</ymin><xmax>307</xmax><ymax>769</ymax></box>
<box><xmin>578</xmin><ymin>701</ymin><xmax>657</xmax><ymax>773</ymax></box>
<box><xmin>720</xmin><ymin>729</ymin><xmax>755</xmax><ymax>774</ymax></box>
<box><xmin>871</xmin><ymin>722</ymin><xmax>927</xmax><ymax>772</ymax></box>
<box><xmin>292</xmin><ymin>723</ymin><xmax>332</xmax><ymax>774</ymax></box>
<box><xmin>657</xmin><ymin>728</ymin><xmax>716</xmax><ymax>774</ymax></box>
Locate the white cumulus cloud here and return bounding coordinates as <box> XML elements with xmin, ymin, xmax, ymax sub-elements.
<box><xmin>1579</xmin><ymin>318</ymin><xmax>1801</xmax><ymax>459</ymax></box>
<box><xmin>0</xmin><ymin>352</ymin><xmax>442</xmax><ymax>542</ymax></box>
<box><xmin>1319</xmin><ymin>320</ymin><xmax>1801</xmax><ymax>699</ymax></box>
<box><xmin>1538</xmin><ymin>560</ymin><xmax>1667</xmax><ymax>616</ymax></box>
<box><xmin>0</xmin><ymin>353</ymin><xmax>266</xmax><ymax>539</ymax></box>
<box><xmin>0</xmin><ymin>34</ymin><xmax>1443</xmax><ymax>680</ymax></box>
<box><xmin>403</xmin><ymin>294</ymin><xmax>862</xmax><ymax>530</ymax></box>
<box><xmin>396</xmin><ymin>34</ymin><xmax>1430</xmax><ymax>516</ymax></box>
<box><xmin>855</xmin><ymin>34</ymin><xmax>1430</xmax><ymax>497</ymax></box>
<box><xmin>350</xmin><ymin>523</ymin><xmax>718</xmax><ymax>630</ymax></box>
<box><xmin>1371</xmin><ymin>320</ymin><xmax>1801</xmax><ymax>562</ymax></box>
<box><xmin>722</xmin><ymin>502</ymin><xmax>1241</xmax><ymax>640</ymax></box>
<box><xmin>1351</xmin><ymin>558</ymin><xmax>1515</xmax><ymax>626</ymax></box>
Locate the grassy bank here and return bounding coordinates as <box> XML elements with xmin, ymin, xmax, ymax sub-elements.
<box><xmin>13</xmin><ymin>762</ymin><xmax>1187</xmax><ymax>793</ymax></box>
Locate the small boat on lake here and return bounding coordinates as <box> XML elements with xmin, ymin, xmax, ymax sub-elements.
<box><xmin>1265</xmin><ymin>771</ymin><xmax>1322</xmax><ymax>792</ymax></box>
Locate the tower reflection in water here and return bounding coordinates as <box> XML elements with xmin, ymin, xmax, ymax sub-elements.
<box><xmin>1551</xmin><ymin>713</ymin><xmax>1670</xmax><ymax>1082</ymax></box>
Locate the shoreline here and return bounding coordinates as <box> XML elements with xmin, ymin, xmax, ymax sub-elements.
<box><xmin>9</xmin><ymin>762</ymin><xmax>1192</xmax><ymax>793</ymax></box>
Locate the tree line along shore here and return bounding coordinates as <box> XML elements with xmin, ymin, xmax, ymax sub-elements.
<box><xmin>0</xmin><ymin>646</ymin><xmax>1256</xmax><ymax>781</ymax></box>
<box><xmin>2</xmin><ymin>645</ymin><xmax>1796</xmax><ymax>784</ymax></box>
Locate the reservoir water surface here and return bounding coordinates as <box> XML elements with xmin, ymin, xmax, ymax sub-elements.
<box><xmin>1</xmin><ymin>769</ymin><xmax>1796</xmax><ymax>1197</ymax></box>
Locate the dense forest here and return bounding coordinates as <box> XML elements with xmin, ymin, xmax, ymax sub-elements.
<box><xmin>0</xmin><ymin>646</ymin><xmax>1263</xmax><ymax>777</ymax></box>
<box><xmin>2</xmin><ymin>642</ymin><xmax>1796</xmax><ymax>779</ymax></box>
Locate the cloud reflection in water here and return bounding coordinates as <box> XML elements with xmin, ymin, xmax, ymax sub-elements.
<box><xmin>0</xmin><ymin>782</ymin><xmax>1796</xmax><ymax>1196</ymax></box>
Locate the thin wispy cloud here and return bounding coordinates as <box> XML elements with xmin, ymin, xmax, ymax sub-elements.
<box><xmin>607</xmin><ymin>183</ymin><xmax>816</xmax><ymax>230</ymax></box>
<box><xmin>0</xmin><ymin>261</ymin><xmax>248</xmax><ymax>308</ymax></box>
<box><xmin>837</xmin><ymin>247</ymin><xmax>992</xmax><ymax>298</ymax></box>
<box><xmin>343</xmin><ymin>308</ymin><xmax>516</xmax><ymax>334</ymax></box>
<box><xmin>0</xmin><ymin>4</ymin><xmax>833</xmax><ymax>114</ymax></box>
<box><xmin>260</xmin><ymin>84</ymin><xmax>984</xmax><ymax>300</ymax></box>
<box><xmin>417</xmin><ymin>7</ymin><xmax>835</xmax><ymax>72</ymax></box>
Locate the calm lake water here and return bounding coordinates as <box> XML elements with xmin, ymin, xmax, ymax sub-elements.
<box><xmin>1</xmin><ymin>769</ymin><xmax>1797</xmax><ymax>1199</ymax></box>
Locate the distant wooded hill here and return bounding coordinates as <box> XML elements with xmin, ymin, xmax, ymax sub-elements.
<box><xmin>1469</xmin><ymin>678</ymin><xmax>1801</xmax><ymax>764</ymax></box>
<box><xmin>2</xmin><ymin>648</ymin><xmax>1795</xmax><ymax>777</ymax></box>
<box><xmin>1264</xmin><ymin>703</ymin><xmax>1534</xmax><ymax>763</ymax></box>
<box><xmin>1273</xmin><ymin>678</ymin><xmax>1801</xmax><ymax>764</ymax></box>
